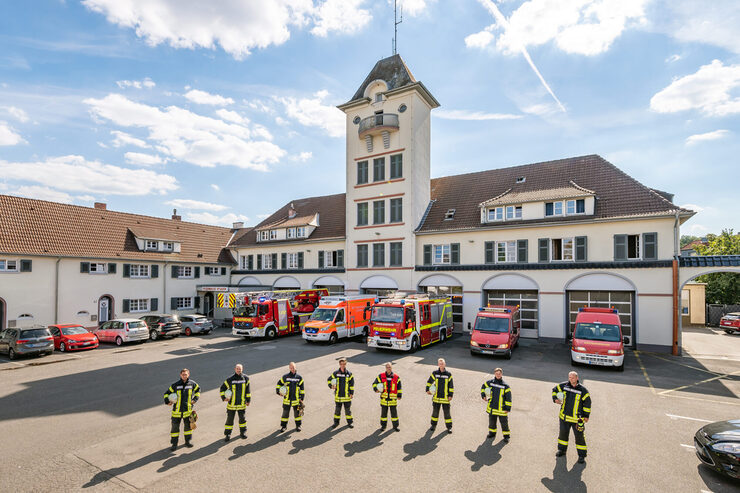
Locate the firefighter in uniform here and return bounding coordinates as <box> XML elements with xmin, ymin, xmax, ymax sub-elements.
<box><xmin>426</xmin><ymin>358</ymin><xmax>454</xmax><ymax>433</ymax></box>
<box><xmin>276</xmin><ymin>361</ymin><xmax>305</xmax><ymax>432</ymax></box>
<box><xmin>219</xmin><ymin>363</ymin><xmax>251</xmax><ymax>441</ymax></box>
<box><xmin>373</xmin><ymin>362</ymin><xmax>402</xmax><ymax>431</ymax></box>
<box><xmin>328</xmin><ymin>357</ymin><xmax>354</xmax><ymax>428</ymax></box>
<box><xmin>481</xmin><ymin>367</ymin><xmax>512</xmax><ymax>442</ymax></box>
<box><xmin>163</xmin><ymin>368</ymin><xmax>200</xmax><ymax>451</ymax></box>
<box><xmin>552</xmin><ymin>371</ymin><xmax>591</xmax><ymax>463</ymax></box>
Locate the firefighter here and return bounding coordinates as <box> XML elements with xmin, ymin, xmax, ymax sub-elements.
<box><xmin>372</xmin><ymin>362</ymin><xmax>402</xmax><ymax>431</ymax></box>
<box><xmin>481</xmin><ymin>367</ymin><xmax>511</xmax><ymax>442</ymax></box>
<box><xmin>276</xmin><ymin>361</ymin><xmax>305</xmax><ymax>432</ymax></box>
<box><xmin>327</xmin><ymin>357</ymin><xmax>354</xmax><ymax>428</ymax></box>
<box><xmin>219</xmin><ymin>363</ymin><xmax>251</xmax><ymax>442</ymax></box>
<box><xmin>426</xmin><ymin>358</ymin><xmax>454</xmax><ymax>433</ymax></box>
<box><xmin>552</xmin><ymin>371</ymin><xmax>591</xmax><ymax>463</ymax></box>
<box><xmin>163</xmin><ymin>368</ymin><xmax>200</xmax><ymax>451</ymax></box>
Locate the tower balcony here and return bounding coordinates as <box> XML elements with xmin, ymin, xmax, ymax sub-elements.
<box><xmin>358</xmin><ymin>113</ymin><xmax>399</xmax><ymax>139</ymax></box>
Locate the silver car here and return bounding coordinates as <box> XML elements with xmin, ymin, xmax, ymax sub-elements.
<box><xmin>0</xmin><ymin>326</ymin><xmax>54</xmax><ymax>360</ymax></box>
<box><xmin>180</xmin><ymin>314</ymin><xmax>214</xmax><ymax>336</ymax></box>
<box><xmin>94</xmin><ymin>319</ymin><xmax>149</xmax><ymax>346</ymax></box>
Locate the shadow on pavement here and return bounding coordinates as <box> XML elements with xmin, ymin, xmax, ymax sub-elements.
<box><xmin>228</xmin><ymin>429</ymin><xmax>294</xmax><ymax>460</ymax></box>
<box><xmin>464</xmin><ymin>439</ymin><xmax>507</xmax><ymax>471</ymax></box>
<box><xmin>82</xmin><ymin>448</ymin><xmax>174</xmax><ymax>488</ymax></box>
<box><xmin>289</xmin><ymin>424</ymin><xmax>345</xmax><ymax>455</ymax></box>
<box><xmin>343</xmin><ymin>428</ymin><xmax>394</xmax><ymax>457</ymax></box>
<box><xmin>540</xmin><ymin>456</ymin><xmax>586</xmax><ymax>493</ymax></box>
<box><xmin>157</xmin><ymin>438</ymin><xmax>229</xmax><ymax>472</ymax></box>
<box><xmin>697</xmin><ymin>464</ymin><xmax>739</xmax><ymax>493</ymax></box>
<box><xmin>402</xmin><ymin>429</ymin><xmax>449</xmax><ymax>462</ymax></box>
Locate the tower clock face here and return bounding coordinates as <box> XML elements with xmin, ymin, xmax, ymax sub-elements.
<box><xmin>353</xmin><ymin>116</ymin><xmax>361</xmax><ymax>124</ymax></box>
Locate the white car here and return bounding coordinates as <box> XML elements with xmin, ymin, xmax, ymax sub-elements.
<box><xmin>94</xmin><ymin>319</ymin><xmax>149</xmax><ymax>346</ymax></box>
<box><xmin>180</xmin><ymin>315</ymin><xmax>214</xmax><ymax>336</ymax></box>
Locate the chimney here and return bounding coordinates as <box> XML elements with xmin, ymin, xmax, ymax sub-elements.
<box><xmin>232</xmin><ymin>221</ymin><xmax>244</xmax><ymax>229</ymax></box>
<box><xmin>94</xmin><ymin>202</ymin><xmax>107</xmax><ymax>210</ymax></box>
<box><xmin>172</xmin><ymin>208</ymin><xmax>181</xmax><ymax>221</ymax></box>
<box><xmin>288</xmin><ymin>202</ymin><xmax>297</xmax><ymax>219</ymax></box>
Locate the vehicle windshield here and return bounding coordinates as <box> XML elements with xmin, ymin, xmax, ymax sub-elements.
<box><xmin>310</xmin><ymin>308</ymin><xmax>337</xmax><ymax>322</ymax></box>
<box><xmin>61</xmin><ymin>326</ymin><xmax>88</xmax><ymax>335</ymax></box>
<box><xmin>234</xmin><ymin>305</ymin><xmax>256</xmax><ymax>317</ymax></box>
<box><xmin>193</xmin><ymin>316</ymin><xmax>208</xmax><ymax>321</ymax></box>
<box><xmin>474</xmin><ymin>317</ymin><xmax>510</xmax><ymax>333</ymax></box>
<box><xmin>574</xmin><ymin>323</ymin><xmax>621</xmax><ymax>342</ymax></box>
<box><xmin>127</xmin><ymin>321</ymin><xmax>146</xmax><ymax>329</ymax></box>
<box><xmin>371</xmin><ymin>306</ymin><xmax>404</xmax><ymax>324</ymax></box>
<box><xmin>20</xmin><ymin>329</ymin><xmax>49</xmax><ymax>339</ymax></box>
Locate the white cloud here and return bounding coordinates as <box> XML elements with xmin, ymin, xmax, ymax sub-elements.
<box><xmin>683</xmin><ymin>223</ymin><xmax>710</xmax><ymax>235</ymax></box>
<box><xmin>666</xmin><ymin>54</ymin><xmax>681</xmax><ymax>63</ymax></box>
<box><xmin>245</xmin><ymin>99</ymin><xmax>275</xmax><ymax>114</ymax></box>
<box><xmin>111</xmin><ymin>130</ymin><xmax>150</xmax><ymax>148</ymax></box>
<box><xmin>290</xmin><ymin>151</ymin><xmax>313</xmax><ymax>162</ymax></box>
<box><xmin>0</xmin><ymin>121</ymin><xmax>25</xmax><ymax>146</ymax></box>
<box><xmin>124</xmin><ymin>151</ymin><xmax>168</xmax><ymax>165</ymax></box>
<box><xmin>210</xmin><ymin>183</ymin><xmax>220</xmax><ymax>191</ymax></box>
<box><xmin>277</xmin><ymin>90</ymin><xmax>344</xmax><ymax>138</ymax></box>
<box><xmin>685</xmin><ymin>129</ymin><xmax>730</xmax><ymax>146</ymax></box>
<box><xmin>256</xmin><ymin>213</ymin><xmax>271</xmax><ymax>219</ymax></box>
<box><xmin>85</xmin><ymin>93</ymin><xmax>286</xmax><ymax>170</ymax></box>
<box><xmin>650</xmin><ymin>60</ymin><xmax>740</xmax><ymax>117</ymax></box>
<box><xmin>311</xmin><ymin>0</ymin><xmax>371</xmax><ymax>37</ymax></box>
<box><xmin>216</xmin><ymin>108</ymin><xmax>248</xmax><ymax>124</ymax></box>
<box><xmin>521</xmin><ymin>102</ymin><xmax>562</xmax><ymax>117</ymax></box>
<box><xmin>185</xmin><ymin>211</ymin><xmax>249</xmax><ymax>227</ymax></box>
<box><xmin>185</xmin><ymin>89</ymin><xmax>234</xmax><ymax>106</ymax></box>
<box><xmin>0</xmin><ymin>155</ymin><xmax>178</xmax><ymax>195</ymax></box>
<box><xmin>10</xmin><ymin>186</ymin><xmax>75</xmax><ymax>204</ymax></box>
<box><xmin>435</xmin><ymin>109</ymin><xmax>523</xmax><ymax>121</ymax></box>
<box><xmin>398</xmin><ymin>0</ymin><xmax>435</xmax><ymax>17</ymax></box>
<box><xmin>680</xmin><ymin>203</ymin><xmax>704</xmax><ymax>213</ymax></box>
<box><xmin>3</xmin><ymin>106</ymin><xmax>29</xmax><ymax>122</ymax></box>
<box><xmin>465</xmin><ymin>28</ymin><xmax>495</xmax><ymax>49</ymax></box>
<box><xmin>116</xmin><ymin>77</ymin><xmax>156</xmax><ymax>89</ymax></box>
<box><xmin>165</xmin><ymin>199</ymin><xmax>228</xmax><ymax>211</ymax></box>
<box><xmin>655</xmin><ymin>0</ymin><xmax>740</xmax><ymax>55</ymax></box>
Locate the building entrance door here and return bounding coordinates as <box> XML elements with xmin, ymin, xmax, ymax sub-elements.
<box><xmin>99</xmin><ymin>296</ymin><xmax>112</xmax><ymax>323</ymax></box>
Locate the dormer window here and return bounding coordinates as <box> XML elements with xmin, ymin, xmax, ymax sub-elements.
<box><xmin>445</xmin><ymin>209</ymin><xmax>456</xmax><ymax>220</ymax></box>
<box><xmin>287</xmin><ymin>228</ymin><xmax>295</xmax><ymax>239</ymax></box>
<box><xmin>487</xmin><ymin>207</ymin><xmax>504</xmax><ymax>222</ymax></box>
<box><xmin>375</xmin><ymin>93</ymin><xmax>383</xmax><ymax>103</ymax></box>
<box><xmin>145</xmin><ymin>240</ymin><xmax>158</xmax><ymax>250</ymax></box>
<box><xmin>259</xmin><ymin>231</ymin><xmax>269</xmax><ymax>241</ymax></box>
<box><xmin>545</xmin><ymin>202</ymin><xmax>564</xmax><ymax>216</ymax></box>
<box><xmin>269</xmin><ymin>230</ymin><xmax>278</xmax><ymax>240</ymax></box>
<box><xmin>566</xmin><ymin>199</ymin><xmax>586</xmax><ymax>215</ymax></box>
<box><xmin>296</xmin><ymin>226</ymin><xmax>306</xmax><ymax>238</ymax></box>
<box><xmin>163</xmin><ymin>242</ymin><xmax>173</xmax><ymax>251</ymax></box>
<box><xmin>506</xmin><ymin>206</ymin><xmax>523</xmax><ymax>220</ymax></box>
<box><xmin>516</xmin><ymin>177</ymin><xmax>526</xmax><ymax>183</ymax></box>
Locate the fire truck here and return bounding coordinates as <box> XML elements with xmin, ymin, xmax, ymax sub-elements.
<box><xmin>219</xmin><ymin>289</ymin><xmax>328</xmax><ymax>339</ymax></box>
<box><xmin>366</xmin><ymin>293</ymin><xmax>454</xmax><ymax>351</ymax></box>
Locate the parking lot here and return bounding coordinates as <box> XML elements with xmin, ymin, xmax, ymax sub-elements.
<box><xmin>1</xmin><ymin>327</ymin><xmax>738</xmax><ymax>492</ymax></box>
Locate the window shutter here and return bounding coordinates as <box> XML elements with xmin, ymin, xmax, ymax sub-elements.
<box><xmin>194</xmin><ymin>296</ymin><xmax>200</xmax><ymax>309</ymax></box>
<box><xmin>20</xmin><ymin>260</ymin><xmax>32</xmax><ymax>272</ymax></box>
<box><xmin>151</xmin><ymin>265</ymin><xmax>158</xmax><ymax>278</ymax></box>
<box><xmin>423</xmin><ymin>244</ymin><xmax>432</xmax><ymax>265</ymax></box>
<box><xmin>451</xmin><ymin>243</ymin><xmax>460</xmax><ymax>265</ymax></box>
<box><xmin>123</xmin><ymin>264</ymin><xmax>130</xmax><ymax>277</ymax></box>
<box><xmin>271</xmin><ymin>253</ymin><xmax>277</xmax><ymax>269</ymax></box>
<box><xmin>318</xmin><ymin>251</ymin><xmax>325</xmax><ymax>268</ymax></box>
<box><xmin>257</xmin><ymin>255</ymin><xmax>262</xmax><ymax>270</ymax></box>
<box><xmin>194</xmin><ymin>266</ymin><xmax>200</xmax><ymax>278</ymax></box>
<box><xmin>614</xmin><ymin>235</ymin><xmax>627</xmax><ymax>261</ymax></box>
<box><xmin>298</xmin><ymin>252</ymin><xmax>304</xmax><ymax>268</ymax></box>
<box><xmin>538</xmin><ymin>239</ymin><xmax>550</xmax><ymax>263</ymax></box>
<box><xmin>248</xmin><ymin>255</ymin><xmax>253</xmax><ymax>270</ymax></box>
<box><xmin>171</xmin><ymin>297</ymin><xmax>178</xmax><ymax>310</ymax></box>
<box><xmin>122</xmin><ymin>299</ymin><xmax>130</xmax><ymax>313</ymax></box>
<box><xmin>643</xmin><ymin>232</ymin><xmax>657</xmax><ymax>260</ymax></box>
<box><xmin>575</xmin><ymin>236</ymin><xmax>587</xmax><ymax>262</ymax></box>
<box><xmin>281</xmin><ymin>253</ymin><xmax>287</xmax><ymax>269</ymax></box>
<box><xmin>150</xmin><ymin>298</ymin><xmax>158</xmax><ymax>312</ymax></box>
<box><xmin>80</xmin><ymin>262</ymin><xmax>90</xmax><ymax>273</ymax></box>
<box><xmin>171</xmin><ymin>266</ymin><xmax>178</xmax><ymax>278</ymax></box>
<box><xmin>107</xmin><ymin>263</ymin><xmax>116</xmax><ymax>274</ymax></box>
<box><xmin>337</xmin><ymin>250</ymin><xmax>344</xmax><ymax>268</ymax></box>
<box><xmin>545</xmin><ymin>203</ymin><xmax>554</xmax><ymax>216</ymax></box>
<box><xmin>517</xmin><ymin>239</ymin><xmax>528</xmax><ymax>263</ymax></box>
<box><xmin>221</xmin><ymin>267</ymin><xmax>226</xmax><ymax>275</ymax></box>
<box><xmin>485</xmin><ymin>242</ymin><xmax>494</xmax><ymax>264</ymax></box>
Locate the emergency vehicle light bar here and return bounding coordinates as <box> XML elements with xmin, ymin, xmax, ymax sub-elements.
<box><xmin>479</xmin><ymin>307</ymin><xmax>511</xmax><ymax>313</ymax></box>
<box><xmin>578</xmin><ymin>307</ymin><xmax>618</xmax><ymax>314</ymax></box>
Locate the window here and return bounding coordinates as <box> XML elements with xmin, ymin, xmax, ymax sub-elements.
<box><xmin>373</xmin><ymin>243</ymin><xmax>385</xmax><ymax>267</ymax></box>
<box><xmin>487</xmin><ymin>207</ymin><xmax>503</xmax><ymax>222</ymax></box>
<box><xmin>89</xmin><ymin>262</ymin><xmax>107</xmax><ymax>274</ymax></box>
<box><xmin>357</xmin><ymin>160</ymin><xmax>368</xmax><ymax>184</ymax></box>
<box><xmin>177</xmin><ymin>266</ymin><xmax>193</xmax><ymax>278</ymax></box>
<box><xmin>433</xmin><ymin>244</ymin><xmax>451</xmax><ymax>265</ymax></box>
<box><xmin>323</xmin><ymin>251</ymin><xmax>335</xmax><ymax>267</ymax></box>
<box><xmin>130</xmin><ymin>264</ymin><xmax>150</xmax><ymax>278</ymax></box>
<box><xmin>373</xmin><ymin>200</ymin><xmax>385</xmax><ymax>224</ymax></box>
<box><xmin>627</xmin><ymin>235</ymin><xmax>640</xmax><ymax>259</ymax></box>
<box><xmin>545</xmin><ymin>202</ymin><xmax>564</xmax><ymax>216</ymax></box>
<box><xmin>129</xmin><ymin>299</ymin><xmax>149</xmax><ymax>313</ymax></box>
<box><xmin>163</xmin><ymin>242</ymin><xmax>174</xmax><ymax>251</ymax></box>
<box><xmin>287</xmin><ymin>228</ymin><xmax>295</xmax><ymax>239</ymax></box>
<box><xmin>320</xmin><ymin>250</ymin><xmax>343</xmax><ymax>268</ymax></box>
<box><xmin>389</xmin><ymin>198</ymin><xmax>402</xmax><ymax>223</ymax></box>
<box><xmin>357</xmin><ymin>203</ymin><xmax>368</xmax><ymax>226</ymax></box>
<box><xmin>373</xmin><ymin>157</ymin><xmax>385</xmax><ymax>181</ymax></box>
<box><xmin>516</xmin><ymin>176</ymin><xmax>526</xmax><ymax>183</ymax></box>
<box><xmin>389</xmin><ymin>242</ymin><xmax>403</xmax><ymax>266</ymax></box>
<box><xmin>269</xmin><ymin>230</ymin><xmax>278</xmax><ymax>240</ymax></box>
<box><xmin>357</xmin><ymin>244</ymin><xmax>368</xmax><ymax>267</ymax></box>
<box><xmin>206</xmin><ymin>267</ymin><xmax>220</xmax><ymax>276</ymax></box>
<box><xmin>566</xmin><ymin>199</ymin><xmax>586</xmax><ymax>215</ymax></box>
<box><xmin>506</xmin><ymin>206</ymin><xmax>522</xmax><ymax>220</ymax></box>
<box><xmin>296</xmin><ymin>227</ymin><xmax>306</xmax><ymax>238</ymax></box>
<box><xmin>681</xmin><ymin>290</ymin><xmax>690</xmax><ymax>315</ymax></box>
<box><xmin>262</xmin><ymin>254</ymin><xmax>272</xmax><ymax>270</ymax></box>
<box><xmin>287</xmin><ymin>253</ymin><xmax>300</xmax><ymax>269</ymax></box>
<box><xmin>145</xmin><ymin>240</ymin><xmax>158</xmax><ymax>250</ymax></box>
<box><xmin>375</xmin><ymin>93</ymin><xmax>383</xmax><ymax>103</ymax></box>
<box><xmin>486</xmin><ymin>240</ymin><xmax>528</xmax><ymax>264</ymax></box>
<box><xmin>259</xmin><ymin>231</ymin><xmax>269</xmax><ymax>241</ymax></box>
<box><xmin>240</xmin><ymin>256</ymin><xmax>250</xmax><ymax>270</ymax></box>
<box><xmin>497</xmin><ymin>241</ymin><xmax>517</xmax><ymax>263</ymax></box>
<box><xmin>390</xmin><ymin>154</ymin><xmax>402</xmax><ymax>179</ymax></box>
<box><xmin>174</xmin><ymin>297</ymin><xmax>193</xmax><ymax>310</ymax></box>
<box><xmin>551</xmin><ymin>237</ymin><xmax>574</xmax><ymax>261</ymax></box>
<box><xmin>0</xmin><ymin>260</ymin><xmax>17</xmax><ymax>272</ymax></box>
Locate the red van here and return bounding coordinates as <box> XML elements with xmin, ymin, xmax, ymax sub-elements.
<box><xmin>570</xmin><ymin>307</ymin><xmax>625</xmax><ymax>371</ymax></box>
<box><xmin>470</xmin><ymin>306</ymin><xmax>520</xmax><ymax>359</ymax></box>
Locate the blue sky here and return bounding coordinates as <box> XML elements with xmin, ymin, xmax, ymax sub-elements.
<box><xmin>0</xmin><ymin>0</ymin><xmax>737</xmax><ymax>236</ymax></box>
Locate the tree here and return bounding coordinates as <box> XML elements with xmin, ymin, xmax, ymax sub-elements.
<box><xmin>680</xmin><ymin>235</ymin><xmax>700</xmax><ymax>248</ymax></box>
<box><xmin>694</xmin><ymin>229</ymin><xmax>740</xmax><ymax>304</ymax></box>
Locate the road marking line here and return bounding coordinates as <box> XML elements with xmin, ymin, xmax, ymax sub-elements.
<box><xmin>658</xmin><ymin>370</ymin><xmax>740</xmax><ymax>396</ymax></box>
<box><xmin>643</xmin><ymin>352</ymin><xmax>723</xmax><ymax>376</ymax></box>
<box><xmin>666</xmin><ymin>414</ymin><xmax>712</xmax><ymax>423</ymax></box>
<box><xmin>633</xmin><ymin>351</ymin><xmax>656</xmax><ymax>394</ymax></box>
<box><xmin>680</xmin><ymin>444</ymin><xmax>695</xmax><ymax>449</ymax></box>
<box><xmin>661</xmin><ymin>393</ymin><xmax>740</xmax><ymax>407</ymax></box>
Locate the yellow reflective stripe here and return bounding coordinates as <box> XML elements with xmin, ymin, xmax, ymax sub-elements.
<box><xmin>505</xmin><ymin>388</ymin><xmax>511</xmax><ymax>393</ymax></box>
<box><xmin>583</xmin><ymin>393</ymin><xmax>590</xmax><ymax>400</ymax></box>
<box><xmin>558</xmin><ymin>439</ymin><xmax>568</xmax><ymax>445</ymax></box>
<box><xmin>583</xmin><ymin>407</ymin><xmax>591</xmax><ymax>412</ymax></box>
<box><xmin>572</xmin><ymin>394</ymin><xmax>580</xmax><ymax>419</ymax></box>
<box><xmin>504</xmin><ymin>401</ymin><xmax>512</xmax><ymax>406</ymax></box>
<box><xmin>576</xmin><ymin>445</ymin><xmax>588</xmax><ymax>450</ymax></box>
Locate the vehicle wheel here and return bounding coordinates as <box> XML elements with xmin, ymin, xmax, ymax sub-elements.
<box><xmin>115</xmin><ymin>336</ymin><xmax>123</xmax><ymax>346</ymax></box>
<box><xmin>505</xmin><ymin>350</ymin><xmax>512</xmax><ymax>360</ymax></box>
<box><xmin>266</xmin><ymin>327</ymin><xmax>277</xmax><ymax>339</ymax></box>
<box><xmin>8</xmin><ymin>348</ymin><xmax>16</xmax><ymax>360</ymax></box>
<box><xmin>59</xmin><ymin>342</ymin><xmax>66</xmax><ymax>352</ymax></box>
<box><xmin>242</xmin><ymin>336</ymin><xmax>250</xmax><ymax>341</ymax></box>
<box><xmin>329</xmin><ymin>332</ymin><xmax>338</xmax><ymax>345</ymax></box>
<box><xmin>570</xmin><ymin>357</ymin><xmax>578</xmax><ymax>366</ymax></box>
<box><xmin>440</xmin><ymin>330</ymin><xmax>446</xmax><ymax>343</ymax></box>
<box><xmin>616</xmin><ymin>363</ymin><xmax>624</xmax><ymax>372</ymax></box>
<box><xmin>725</xmin><ymin>330</ymin><xmax>733</xmax><ymax>335</ymax></box>
<box><xmin>470</xmin><ymin>350</ymin><xmax>477</xmax><ymax>356</ymax></box>
<box><xmin>410</xmin><ymin>336</ymin><xmax>419</xmax><ymax>352</ymax></box>
<box><xmin>185</xmin><ymin>328</ymin><xmax>192</xmax><ymax>336</ymax></box>
<box><xmin>46</xmin><ymin>351</ymin><xmax>53</xmax><ymax>356</ymax></box>
<box><xmin>150</xmin><ymin>330</ymin><xmax>158</xmax><ymax>341</ymax></box>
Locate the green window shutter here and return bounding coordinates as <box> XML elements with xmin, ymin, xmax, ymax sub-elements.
<box><xmin>248</xmin><ymin>255</ymin><xmax>253</xmax><ymax>270</ymax></box>
<box><xmin>221</xmin><ymin>267</ymin><xmax>226</xmax><ymax>275</ymax></box>
<box><xmin>171</xmin><ymin>266</ymin><xmax>178</xmax><ymax>278</ymax></box>
<box><xmin>484</xmin><ymin>241</ymin><xmax>494</xmax><ymax>264</ymax></box>
<box><xmin>298</xmin><ymin>252</ymin><xmax>304</xmax><ymax>268</ymax></box>
<box><xmin>194</xmin><ymin>266</ymin><xmax>200</xmax><ymax>278</ymax></box>
<box><xmin>337</xmin><ymin>250</ymin><xmax>344</xmax><ymax>268</ymax></box>
<box><xmin>271</xmin><ymin>253</ymin><xmax>277</xmax><ymax>270</ymax></box>
<box><xmin>517</xmin><ymin>240</ymin><xmax>528</xmax><ymax>263</ymax></box>
<box><xmin>150</xmin><ymin>298</ymin><xmax>158</xmax><ymax>311</ymax></box>
<box><xmin>151</xmin><ymin>265</ymin><xmax>158</xmax><ymax>278</ymax></box>
<box><xmin>281</xmin><ymin>253</ymin><xmax>287</xmax><ymax>269</ymax></box>
<box><xmin>194</xmin><ymin>296</ymin><xmax>200</xmax><ymax>309</ymax></box>
<box><xmin>614</xmin><ymin>235</ymin><xmax>627</xmax><ymax>261</ymax></box>
<box><xmin>423</xmin><ymin>244</ymin><xmax>432</xmax><ymax>265</ymax></box>
<box><xmin>107</xmin><ymin>263</ymin><xmax>116</xmax><ymax>274</ymax></box>
<box><xmin>122</xmin><ymin>299</ymin><xmax>130</xmax><ymax>313</ymax></box>
<box><xmin>257</xmin><ymin>255</ymin><xmax>262</xmax><ymax>270</ymax></box>
<box><xmin>20</xmin><ymin>259</ymin><xmax>32</xmax><ymax>272</ymax></box>
<box><xmin>171</xmin><ymin>298</ymin><xmax>178</xmax><ymax>310</ymax></box>
<box><xmin>538</xmin><ymin>239</ymin><xmax>550</xmax><ymax>263</ymax></box>
<box><xmin>575</xmin><ymin>236</ymin><xmax>587</xmax><ymax>262</ymax></box>
<box><xmin>643</xmin><ymin>232</ymin><xmax>658</xmax><ymax>260</ymax></box>
<box><xmin>450</xmin><ymin>243</ymin><xmax>460</xmax><ymax>265</ymax></box>
<box><xmin>80</xmin><ymin>262</ymin><xmax>90</xmax><ymax>273</ymax></box>
<box><xmin>318</xmin><ymin>251</ymin><xmax>324</xmax><ymax>268</ymax></box>
<box><xmin>122</xmin><ymin>264</ymin><xmax>130</xmax><ymax>277</ymax></box>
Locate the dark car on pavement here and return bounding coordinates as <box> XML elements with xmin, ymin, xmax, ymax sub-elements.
<box><xmin>139</xmin><ymin>314</ymin><xmax>181</xmax><ymax>341</ymax></box>
<box><xmin>0</xmin><ymin>326</ymin><xmax>54</xmax><ymax>360</ymax></box>
<box><xmin>695</xmin><ymin>419</ymin><xmax>740</xmax><ymax>479</ymax></box>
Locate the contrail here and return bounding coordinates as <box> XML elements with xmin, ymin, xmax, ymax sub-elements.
<box><xmin>478</xmin><ymin>0</ymin><xmax>567</xmax><ymax>114</ymax></box>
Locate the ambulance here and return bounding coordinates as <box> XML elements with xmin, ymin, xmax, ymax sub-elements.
<box><xmin>302</xmin><ymin>295</ymin><xmax>376</xmax><ymax>344</ymax></box>
<box><xmin>570</xmin><ymin>307</ymin><xmax>625</xmax><ymax>371</ymax></box>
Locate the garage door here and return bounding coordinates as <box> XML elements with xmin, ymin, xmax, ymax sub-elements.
<box><xmin>567</xmin><ymin>290</ymin><xmax>634</xmax><ymax>345</ymax></box>
<box><xmin>485</xmin><ymin>290</ymin><xmax>538</xmax><ymax>338</ymax></box>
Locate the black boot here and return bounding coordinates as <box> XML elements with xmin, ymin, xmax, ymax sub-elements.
<box><xmin>170</xmin><ymin>442</ymin><xmax>177</xmax><ymax>451</ymax></box>
<box><xmin>577</xmin><ymin>456</ymin><xmax>586</xmax><ymax>464</ymax></box>
<box><xmin>224</xmin><ymin>435</ymin><xmax>230</xmax><ymax>442</ymax></box>
<box><xmin>556</xmin><ymin>450</ymin><xmax>566</xmax><ymax>457</ymax></box>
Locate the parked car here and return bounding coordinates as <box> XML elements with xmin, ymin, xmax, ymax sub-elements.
<box><xmin>0</xmin><ymin>326</ymin><xmax>54</xmax><ymax>360</ymax></box>
<box><xmin>470</xmin><ymin>306</ymin><xmax>521</xmax><ymax>359</ymax></box>
<box><xmin>570</xmin><ymin>307</ymin><xmax>625</xmax><ymax>371</ymax></box>
<box><xmin>179</xmin><ymin>314</ymin><xmax>213</xmax><ymax>336</ymax></box>
<box><xmin>139</xmin><ymin>315</ymin><xmax>182</xmax><ymax>340</ymax></box>
<box><xmin>719</xmin><ymin>313</ymin><xmax>740</xmax><ymax>334</ymax></box>
<box><xmin>48</xmin><ymin>324</ymin><xmax>99</xmax><ymax>352</ymax></box>
<box><xmin>694</xmin><ymin>419</ymin><xmax>740</xmax><ymax>479</ymax></box>
<box><xmin>94</xmin><ymin>319</ymin><xmax>149</xmax><ymax>346</ymax></box>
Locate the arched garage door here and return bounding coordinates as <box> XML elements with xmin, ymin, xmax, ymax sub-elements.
<box><xmin>313</xmin><ymin>275</ymin><xmax>345</xmax><ymax>295</ymax></box>
<box><xmin>360</xmin><ymin>275</ymin><xmax>398</xmax><ymax>297</ymax></box>
<box><xmin>482</xmin><ymin>274</ymin><xmax>539</xmax><ymax>338</ymax></box>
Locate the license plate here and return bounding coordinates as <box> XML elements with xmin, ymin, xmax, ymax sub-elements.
<box><xmin>29</xmin><ymin>343</ymin><xmax>45</xmax><ymax>348</ymax></box>
<box><xmin>481</xmin><ymin>350</ymin><xmax>493</xmax><ymax>355</ymax></box>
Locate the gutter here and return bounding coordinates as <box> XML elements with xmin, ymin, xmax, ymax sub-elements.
<box><xmin>54</xmin><ymin>257</ymin><xmax>61</xmax><ymax>324</ymax></box>
<box><xmin>672</xmin><ymin>210</ymin><xmax>680</xmax><ymax>356</ymax></box>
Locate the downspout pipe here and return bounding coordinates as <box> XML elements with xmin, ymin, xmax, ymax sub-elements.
<box><xmin>54</xmin><ymin>257</ymin><xmax>61</xmax><ymax>324</ymax></box>
<box><xmin>672</xmin><ymin>211</ymin><xmax>680</xmax><ymax>356</ymax></box>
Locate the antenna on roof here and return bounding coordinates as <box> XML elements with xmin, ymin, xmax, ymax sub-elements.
<box><xmin>392</xmin><ymin>0</ymin><xmax>403</xmax><ymax>55</ymax></box>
